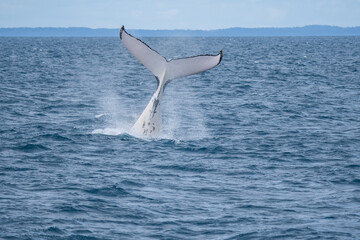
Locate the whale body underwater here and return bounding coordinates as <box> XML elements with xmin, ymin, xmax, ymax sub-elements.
<box><xmin>120</xmin><ymin>26</ymin><xmax>223</xmax><ymax>136</ymax></box>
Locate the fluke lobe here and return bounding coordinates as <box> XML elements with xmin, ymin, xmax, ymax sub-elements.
<box><xmin>120</xmin><ymin>26</ymin><xmax>222</xmax><ymax>136</ymax></box>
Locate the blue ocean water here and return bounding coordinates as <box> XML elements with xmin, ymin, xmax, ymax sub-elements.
<box><xmin>1</xmin><ymin>36</ymin><xmax>360</xmax><ymax>239</ymax></box>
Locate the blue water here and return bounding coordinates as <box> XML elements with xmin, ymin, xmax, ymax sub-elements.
<box><xmin>1</xmin><ymin>36</ymin><xmax>360</xmax><ymax>239</ymax></box>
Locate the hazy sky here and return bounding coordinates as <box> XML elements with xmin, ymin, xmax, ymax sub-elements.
<box><xmin>1</xmin><ymin>0</ymin><xmax>359</xmax><ymax>29</ymax></box>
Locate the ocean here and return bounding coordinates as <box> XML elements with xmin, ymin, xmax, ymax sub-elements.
<box><xmin>1</xmin><ymin>36</ymin><xmax>359</xmax><ymax>239</ymax></box>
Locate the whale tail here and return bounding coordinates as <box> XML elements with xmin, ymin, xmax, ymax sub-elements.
<box><xmin>120</xmin><ymin>26</ymin><xmax>222</xmax><ymax>83</ymax></box>
<box><xmin>120</xmin><ymin>26</ymin><xmax>222</xmax><ymax>136</ymax></box>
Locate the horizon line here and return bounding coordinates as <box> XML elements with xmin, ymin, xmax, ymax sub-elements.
<box><xmin>1</xmin><ymin>24</ymin><xmax>360</xmax><ymax>31</ymax></box>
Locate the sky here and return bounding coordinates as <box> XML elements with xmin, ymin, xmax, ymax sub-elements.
<box><xmin>0</xmin><ymin>0</ymin><xmax>359</xmax><ymax>30</ymax></box>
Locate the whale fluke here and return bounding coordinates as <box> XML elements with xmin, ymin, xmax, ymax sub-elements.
<box><xmin>120</xmin><ymin>25</ymin><xmax>222</xmax><ymax>136</ymax></box>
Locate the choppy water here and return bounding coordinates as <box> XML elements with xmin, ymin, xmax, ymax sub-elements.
<box><xmin>1</xmin><ymin>36</ymin><xmax>360</xmax><ymax>239</ymax></box>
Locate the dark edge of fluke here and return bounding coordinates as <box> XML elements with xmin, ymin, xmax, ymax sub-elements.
<box><xmin>120</xmin><ymin>25</ymin><xmax>124</xmax><ymax>40</ymax></box>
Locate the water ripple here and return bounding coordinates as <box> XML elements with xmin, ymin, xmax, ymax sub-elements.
<box><xmin>1</xmin><ymin>36</ymin><xmax>359</xmax><ymax>239</ymax></box>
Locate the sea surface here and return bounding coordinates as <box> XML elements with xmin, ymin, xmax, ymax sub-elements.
<box><xmin>1</xmin><ymin>36</ymin><xmax>360</xmax><ymax>239</ymax></box>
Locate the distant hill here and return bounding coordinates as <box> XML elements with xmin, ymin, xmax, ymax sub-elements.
<box><xmin>1</xmin><ymin>25</ymin><xmax>360</xmax><ymax>37</ymax></box>
<box><xmin>0</xmin><ymin>27</ymin><xmax>118</xmax><ymax>37</ymax></box>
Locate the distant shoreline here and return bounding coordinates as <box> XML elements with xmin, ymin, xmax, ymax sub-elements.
<box><xmin>1</xmin><ymin>25</ymin><xmax>360</xmax><ymax>37</ymax></box>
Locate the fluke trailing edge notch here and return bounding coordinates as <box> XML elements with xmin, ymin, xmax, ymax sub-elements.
<box><xmin>120</xmin><ymin>25</ymin><xmax>222</xmax><ymax>136</ymax></box>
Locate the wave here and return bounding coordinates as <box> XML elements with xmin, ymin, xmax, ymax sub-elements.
<box><xmin>84</xmin><ymin>185</ymin><xmax>130</xmax><ymax>198</ymax></box>
<box><xmin>14</xmin><ymin>143</ymin><xmax>50</xmax><ymax>153</ymax></box>
<box><xmin>40</xmin><ymin>133</ymin><xmax>72</xmax><ymax>142</ymax></box>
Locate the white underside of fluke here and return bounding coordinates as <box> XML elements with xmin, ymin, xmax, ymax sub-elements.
<box><xmin>120</xmin><ymin>26</ymin><xmax>222</xmax><ymax>136</ymax></box>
